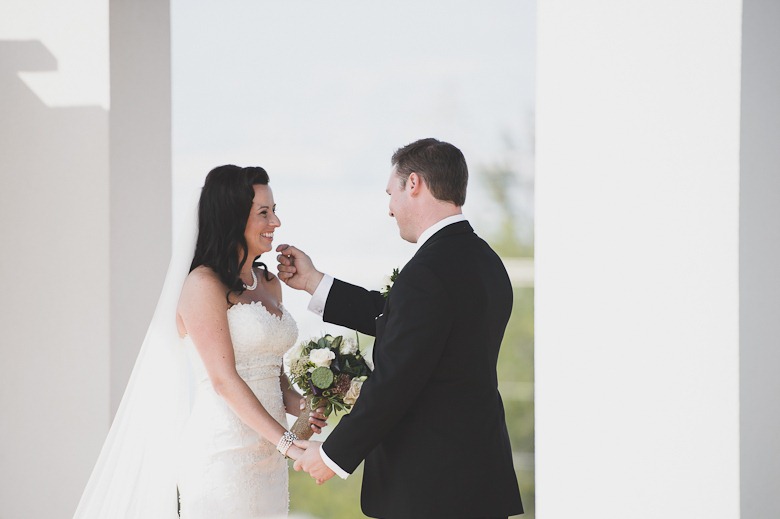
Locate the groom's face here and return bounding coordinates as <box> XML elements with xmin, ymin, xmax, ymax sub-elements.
<box><xmin>386</xmin><ymin>169</ymin><xmax>415</xmax><ymax>243</ymax></box>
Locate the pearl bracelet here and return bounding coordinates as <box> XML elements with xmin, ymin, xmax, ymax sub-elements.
<box><xmin>276</xmin><ymin>430</ymin><xmax>298</xmax><ymax>457</ymax></box>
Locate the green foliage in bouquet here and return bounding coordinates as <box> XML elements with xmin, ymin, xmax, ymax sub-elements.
<box><xmin>287</xmin><ymin>334</ymin><xmax>372</xmax><ymax>416</ymax></box>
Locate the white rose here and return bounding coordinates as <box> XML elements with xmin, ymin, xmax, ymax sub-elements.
<box><xmin>340</xmin><ymin>337</ymin><xmax>358</xmax><ymax>355</ymax></box>
<box><xmin>309</xmin><ymin>348</ymin><xmax>335</xmax><ymax>367</ymax></box>
<box><xmin>343</xmin><ymin>378</ymin><xmax>364</xmax><ymax>406</ymax></box>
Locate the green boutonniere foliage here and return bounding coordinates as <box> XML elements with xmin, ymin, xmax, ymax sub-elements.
<box><xmin>381</xmin><ymin>268</ymin><xmax>400</xmax><ymax>298</ymax></box>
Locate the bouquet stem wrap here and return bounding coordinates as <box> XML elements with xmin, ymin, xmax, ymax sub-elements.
<box><xmin>290</xmin><ymin>395</ymin><xmax>317</xmax><ymax>440</ymax></box>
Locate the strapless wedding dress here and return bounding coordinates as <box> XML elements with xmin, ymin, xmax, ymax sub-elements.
<box><xmin>177</xmin><ymin>301</ymin><xmax>298</xmax><ymax>518</ymax></box>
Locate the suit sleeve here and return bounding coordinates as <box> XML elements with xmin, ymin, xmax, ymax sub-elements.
<box><xmin>322</xmin><ymin>278</ymin><xmax>388</xmax><ymax>336</ymax></box>
<box><xmin>321</xmin><ymin>262</ymin><xmax>454</xmax><ymax>473</ymax></box>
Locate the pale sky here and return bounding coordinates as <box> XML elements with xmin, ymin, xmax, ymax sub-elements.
<box><xmin>171</xmin><ymin>0</ymin><xmax>536</xmax><ymax>339</ymax></box>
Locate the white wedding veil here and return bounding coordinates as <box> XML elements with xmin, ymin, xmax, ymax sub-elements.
<box><xmin>74</xmin><ymin>187</ymin><xmax>200</xmax><ymax>518</ymax></box>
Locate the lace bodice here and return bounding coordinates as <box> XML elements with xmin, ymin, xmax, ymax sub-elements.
<box><xmin>186</xmin><ymin>301</ymin><xmax>298</xmax><ymax>384</ymax></box>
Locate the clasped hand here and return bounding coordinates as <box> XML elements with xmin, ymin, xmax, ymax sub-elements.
<box><xmin>284</xmin><ymin>400</ymin><xmax>328</xmax><ymax>461</ymax></box>
<box><xmin>291</xmin><ymin>440</ymin><xmax>336</xmax><ymax>485</ymax></box>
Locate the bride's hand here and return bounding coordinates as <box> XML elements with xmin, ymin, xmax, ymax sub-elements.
<box><xmin>285</xmin><ymin>443</ymin><xmax>305</xmax><ymax>461</ymax></box>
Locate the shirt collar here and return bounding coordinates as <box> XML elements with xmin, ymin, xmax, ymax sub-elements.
<box><xmin>416</xmin><ymin>214</ymin><xmax>467</xmax><ymax>250</ymax></box>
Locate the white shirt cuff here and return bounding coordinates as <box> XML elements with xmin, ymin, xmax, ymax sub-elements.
<box><xmin>319</xmin><ymin>443</ymin><xmax>350</xmax><ymax>479</ymax></box>
<box><xmin>307</xmin><ymin>274</ymin><xmax>334</xmax><ymax>317</ymax></box>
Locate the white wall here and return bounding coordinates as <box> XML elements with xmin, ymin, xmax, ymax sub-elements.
<box><xmin>0</xmin><ymin>1</ymin><xmax>171</xmax><ymax>516</ymax></box>
<box><xmin>536</xmin><ymin>1</ymin><xmax>742</xmax><ymax>517</ymax></box>
<box><xmin>0</xmin><ymin>1</ymin><xmax>110</xmax><ymax>517</ymax></box>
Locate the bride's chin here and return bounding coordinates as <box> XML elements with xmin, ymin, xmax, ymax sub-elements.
<box><xmin>253</xmin><ymin>244</ymin><xmax>272</xmax><ymax>257</ymax></box>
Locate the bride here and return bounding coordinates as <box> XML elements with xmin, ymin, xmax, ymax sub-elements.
<box><xmin>74</xmin><ymin>165</ymin><xmax>327</xmax><ymax>518</ymax></box>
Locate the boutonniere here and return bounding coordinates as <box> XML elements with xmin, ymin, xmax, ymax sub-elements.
<box><xmin>381</xmin><ymin>267</ymin><xmax>400</xmax><ymax>298</ymax></box>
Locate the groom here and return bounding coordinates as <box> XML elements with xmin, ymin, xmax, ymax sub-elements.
<box><xmin>277</xmin><ymin>138</ymin><xmax>523</xmax><ymax>518</ymax></box>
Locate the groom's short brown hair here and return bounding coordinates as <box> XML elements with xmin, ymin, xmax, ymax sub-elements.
<box><xmin>391</xmin><ymin>138</ymin><xmax>468</xmax><ymax>206</ymax></box>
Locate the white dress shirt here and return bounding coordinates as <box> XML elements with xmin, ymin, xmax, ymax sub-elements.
<box><xmin>307</xmin><ymin>213</ymin><xmax>467</xmax><ymax>478</ymax></box>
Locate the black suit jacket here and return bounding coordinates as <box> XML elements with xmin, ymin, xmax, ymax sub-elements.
<box><xmin>321</xmin><ymin>221</ymin><xmax>523</xmax><ymax>519</ymax></box>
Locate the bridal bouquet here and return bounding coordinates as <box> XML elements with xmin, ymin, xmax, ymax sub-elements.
<box><xmin>287</xmin><ymin>334</ymin><xmax>372</xmax><ymax>439</ymax></box>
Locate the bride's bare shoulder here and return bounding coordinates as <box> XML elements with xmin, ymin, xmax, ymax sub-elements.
<box><xmin>177</xmin><ymin>267</ymin><xmax>229</xmax><ymax>334</ymax></box>
<box><xmin>181</xmin><ymin>266</ymin><xmax>225</xmax><ymax>299</ymax></box>
<box><xmin>187</xmin><ymin>264</ymin><xmax>219</xmax><ymax>280</ymax></box>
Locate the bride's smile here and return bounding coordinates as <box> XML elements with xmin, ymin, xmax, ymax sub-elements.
<box><xmin>244</xmin><ymin>184</ymin><xmax>280</xmax><ymax>257</ymax></box>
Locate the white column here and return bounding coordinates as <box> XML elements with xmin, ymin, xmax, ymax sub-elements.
<box><xmin>109</xmin><ymin>0</ymin><xmax>172</xmax><ymax>413</ymax></box>
<box><xmin>536</xmin><ymin>2</ymin><xmax>743</xmax><ymax>518</ymax></box>
<box><xmin>739</xmin><ymin>1</ymin><xmax>780</xmax><ymax>517</ymax></box>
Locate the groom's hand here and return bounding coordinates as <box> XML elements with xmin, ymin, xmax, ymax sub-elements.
<box><xmin>292</xmin><ymin>440</ymin><xmax>336</xmax><ymax>485</ymax></box>
<box><xmin>275</xmin><ymin>244</ymin><xmax>324</xmax><ymax>295</ymax></box>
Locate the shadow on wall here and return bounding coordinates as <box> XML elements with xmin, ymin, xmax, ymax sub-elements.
<box><xmin>0</xmin><ymin>40</ymin><xmax>110</xmax><ymax>518</ymax></box>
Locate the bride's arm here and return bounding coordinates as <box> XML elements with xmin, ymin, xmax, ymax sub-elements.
<box><xmin>178</xmin><ymin>267</ymin><xmax>295</xmax><ymax>453</ymax></box>
<box><xmin>280</xmin><ymin>372</ymin><xmax>304</xmax><ymax>417</ymax></box>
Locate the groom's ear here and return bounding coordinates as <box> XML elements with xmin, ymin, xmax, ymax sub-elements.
<box><xmin>408</xmin><ymin>172</ymin><xmax>423</xmax><ymax>195</ymax></box>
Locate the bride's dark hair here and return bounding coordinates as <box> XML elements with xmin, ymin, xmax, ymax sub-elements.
<box><xmin>190</xmin><ymin>165</ymin><xmax>272</xmax><ymax>300</ymax></box>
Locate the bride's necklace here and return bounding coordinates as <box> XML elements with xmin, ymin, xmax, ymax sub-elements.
<box><xmin>242</xmin><ymin>269</ymin><xmax>258</xmax><ymax>291</ymax></box>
